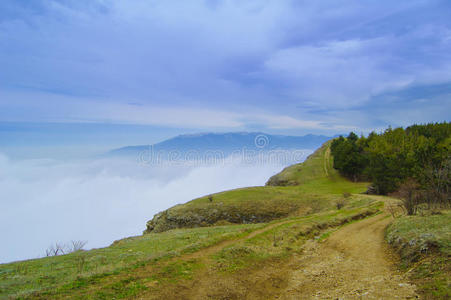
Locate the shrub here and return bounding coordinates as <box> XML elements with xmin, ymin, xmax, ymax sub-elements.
<box><xmin>342</xmin><ymin>192</ymin><xmax>351</xmax><ymax>198</ymax></box>
<box><xmin>336</xmin><ymin>198</ymin><xmax>346</xmax><ymax>210</ymax></box>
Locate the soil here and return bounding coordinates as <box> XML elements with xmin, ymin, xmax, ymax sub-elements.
<box><xmin>279</xmin><ymin>213</ymin><xmax>418</xmax><ymax>299</ymax></box>
<box><xmin>139</xmin><ymin>212</ymin><xmax>419</xmax><ymax>299</ymax></box>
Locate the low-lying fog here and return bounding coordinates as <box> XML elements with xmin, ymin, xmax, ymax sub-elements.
<box><xmin>0</xmin><ymin>150</ymin><xmax>311</xmax><ymax>263</ymax></box>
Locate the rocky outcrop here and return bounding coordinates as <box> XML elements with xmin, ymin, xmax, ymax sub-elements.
<box><xmin>265</xmin><ymin>175</ymin><xmax>299</xmax><ymax>186</ymax></box>
<box><xmin>265</xmin><ymin>164</ymin><xmax>301</xmax><ymax>186</ymax></box>
<box><xmin>143</xmin><ymin>203</ymin><xmax>297</xmax><ymax>234</ymax></box>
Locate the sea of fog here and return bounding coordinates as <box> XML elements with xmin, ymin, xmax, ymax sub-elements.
<box><xmin>0</xmin><ymin>150</ymin><xmax>311</xmax><ymax>263</ymax></box>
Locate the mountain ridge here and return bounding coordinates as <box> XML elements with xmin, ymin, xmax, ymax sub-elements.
<box><xmin>108</xmin><ymin>132</ymin><xmax>335</xmax><ymax>157</ymax></box>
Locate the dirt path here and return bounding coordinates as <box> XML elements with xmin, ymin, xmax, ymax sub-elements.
<box><xmin>278</xmin><ymin>213</ymin><xmax>418</xmax><ymax>299</ymax></box>
<box><xmin>141</xmin><ymin>210</ymin><xmax>419</xmax><ymax>299</ymax></box>
<box><xmin>324</xmin><ymin>147</ymin><xmax>330</xmax><ymax>177</ymax></box>
<box><xmin>183</xmin><ymin>219</ymin><xmax>296</xmax><ymax>261</ymax></box>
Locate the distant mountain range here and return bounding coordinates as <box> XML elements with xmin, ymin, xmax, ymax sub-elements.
<box><xmin>108</xmin><ymin>132</ymin><xmax>334</xmax><ymax>160</ymax></box>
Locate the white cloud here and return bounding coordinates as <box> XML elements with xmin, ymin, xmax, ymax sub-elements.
<box><xmin>264</xmin><ymin>31</ymin><xmax>451</xmax><ymax>109</ymax></box>
<box><xmin>264</xmin><ymin>38</ymin><xmax>401</xmax><ymax>107</ymax></box>
<box><xmin>0</xmin><ymin>90</ymin><xmax>350</xmax><ymax>131</ymax></box>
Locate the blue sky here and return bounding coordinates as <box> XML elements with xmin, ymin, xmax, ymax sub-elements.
<box><xmin>1</xmin><ymin>0</ymin><xmax>451</xmax><ymax>147</ymax></box>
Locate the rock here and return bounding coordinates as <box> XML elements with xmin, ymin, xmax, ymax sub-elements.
<box><xmin>364</xmin><ymin>185</ymin><xmax>377</xmax><ymax>194</ymax></box>
<box><xmin>419</xmin><ymin>233</ymin><xmax>435</xmax><ymax>240</ymax></box>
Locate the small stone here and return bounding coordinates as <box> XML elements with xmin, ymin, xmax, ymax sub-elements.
<box><xmin>419</xmin><ymin>233</ymin><xmax>434</xmax><ymax>240</ymax></box>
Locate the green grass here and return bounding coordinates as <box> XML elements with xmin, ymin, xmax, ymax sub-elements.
<box><xmin>386</xmin><ymin>211</ymin><xmax>451</xmax><ymax>299</ymax></box>
<box><xmin>386</xmin><ymin>211</ymin><xmax>451</xmax><ymax>255</ymax></box>
<box><xmin>0</xmin><ymin>223</ymin><xmax>265</xmax><ymax>299</ymax></box>
<box><xmin>266</xmin><ymin>142</ymin><xmax>369</xmax><ymax>194</ymax></box>
<box><xmin>183</xmin><ymin>142</ymin><xmax>369</xmax><ymax>209</ymax></box>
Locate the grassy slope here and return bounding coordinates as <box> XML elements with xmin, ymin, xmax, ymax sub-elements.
<box><xmin>0</xmin><ymin>224</ymin><xmax>266</xmax><ymax>299</ymax></box>
<box><xmin>266</xmin><ymin>142</ymin><xmax>369</xmax><ymax>193</ymax></box>
<box><xmin>145</xmin><ymin>142</ymin><xmax>370</xmax><ymax>233</ymax></box>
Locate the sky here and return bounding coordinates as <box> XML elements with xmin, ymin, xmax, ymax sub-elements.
<box><xmin>1</xmin><ymin>0</ymin><xmax>451</xmax><ymax>149</ymax></box>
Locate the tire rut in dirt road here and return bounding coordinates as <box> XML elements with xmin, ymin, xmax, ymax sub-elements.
<box><xmin>182</xmin><ymin>219</ymin><xmax>297</xmax><ymax>261</ymax></box>
<box><xmin>139</xmin><ymin>219</ymin><xmax>298</xmax><ymax>300</ymax></box>
<box><xmin>278</xmin><ymin>213</ymin><xmax>418</xmax><ymax>299</ymax></box>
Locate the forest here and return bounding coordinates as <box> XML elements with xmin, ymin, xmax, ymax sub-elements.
<box><xmin>331</xmin><ymin>122</ymin><xmax>451</xmax><ymax>214</ymax></box>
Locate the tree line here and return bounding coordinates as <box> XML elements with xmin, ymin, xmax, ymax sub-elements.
<box><xmin>331</xmin><ymin>122</ymin><xmax>451</xmax><ymax>213</ymax></box>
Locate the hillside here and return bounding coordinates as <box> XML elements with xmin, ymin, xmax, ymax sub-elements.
<box><xmin>144</xmin><ymin>142</ymin><xmax>369</xmax><ymax>233</ymax></box>
<box><xmin>0</xmin><ymin>140</ymin><xmax>448</xmax><ymax>299</ymax></box>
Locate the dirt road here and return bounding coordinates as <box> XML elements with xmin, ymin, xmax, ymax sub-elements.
<box><xmin>143</xmin><ymin>212</ymin><xmax>419</xmax><ymax>299</ymax></box>
<box><xmin>279</xmin><ymin>213</ymin><xmax>418</xmax><ymax>299</ymax></box>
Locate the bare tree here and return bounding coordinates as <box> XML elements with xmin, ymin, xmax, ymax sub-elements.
<box><xmin>396</xmin><ymin>178</ymin><xmax>422</xmax><ymax>215</ymax></box>
<box><xmin>386</xmin><ymin>200</ymin><xmax>404</xmax><ymax>218</ymax></box>
<box><xmin>70</xmin><ymin>240</ymin><xmax>87</xmax><ymax>252</ymax></box>
<box><xmin>386</xmin><ymin>202</ymin><xmax>397</xmax><ymax>218</ymax></box>
<box><xmin>45</xmin><ymin>243</ymin><xmax>67</xmax><ymax>257</ymax></box>
<box><xmin>45</xmin><ymin>240</ymin><xmax>87</xmax><ymax>257</ymax></box>
<box><xmin>424</xmin><ymin>157</ymin><xmax>451</xmax><ymax>209</ymax></box>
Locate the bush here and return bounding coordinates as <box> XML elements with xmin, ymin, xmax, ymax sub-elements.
<box><xmin>336</xmin><ymin>198</ymin><xmax>346</xmax><ymax>210</ymax></box>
